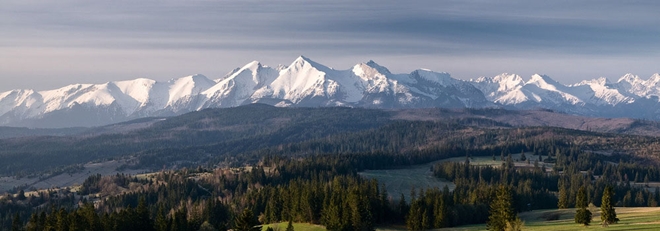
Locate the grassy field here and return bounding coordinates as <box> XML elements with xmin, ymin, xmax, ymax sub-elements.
<box><xmin>0</xmin><ymin>159</ymin><xmax>147</xmax><ymax>193</ymax></box>
<box><xmin>261</xmin><ymin>222</ymin><xmax>326</xmax><ymax>231</ymax></box>
<box><xmin>359</xmin><ymin>153</ymin><xmax>551</xmax><ymax>201</ymax></box>
<box><xmin>442</xmin><ymin>153</ymin><xmax>555</xmax><ymax>170</ymax></box>
<box><xmin>430</xmin><ymin>207</ymin><xmax>660</xmax><ymax>231</ymax></box>
<box><xmin>358</xmin><ymin>161</ymin><xmax>455</xmax><ymax>201</ymax></box>
<box><xmin>261</xmin><ymin>207</ymin><xmax>660</xmax><ymax>231</ymax></box>
<box><xmin>359</xmin><ymin>153</ymin><xmax>552</xmax><ymax>201</ymax></box>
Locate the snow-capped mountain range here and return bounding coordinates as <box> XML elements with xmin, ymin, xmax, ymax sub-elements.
<box><xmin>470</xmin><ymin>72</ymin><xmax>660</xmax><ymax>118</ymax></box>
<box><xmin>1</xmin><ymin>56</ymin><xmax>659</xmax><ymax>128</ymax></box>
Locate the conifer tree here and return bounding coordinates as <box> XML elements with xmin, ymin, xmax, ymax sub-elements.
<box><xmin>487</xmin><ymin>185</ymin><xmax>516</xmax><ymax>231</ymax></box>
<box><xmin>26</xmin><ymin>213</ymin><xmax>39</xmax><ymax>231</ymax></box>
<box><xmin>558</xmin><ymin>186</ymin><xmax>568</xmax><ymax>209</ymax></box>
<box><xmin>199</xmin><ymin>221</ymin><xmax>217</xmax><ymax>231</ymax></box>
<box><xmin>17</xmin><ymin>189</ymin><xmax>26</xmax><ymax>200</ymax></box>
<box><xmin>397</xmin><ymin>193</ymin><xmax>409</xmax><ymax>220</ymax></box>
<box><xmin>136</xmin><ymin>197</ymin><xmax>154</xmax><ymax>231</ymax></box>
<box><xmin>55</xmin><ymin>209</ymin><xmax>69</xmax><ymax>231</ymax></box>
<box><xmin>155</xmin><ymin>206</ymin><xmax>169</xmax><ymax>231</ymax></box>
<box><xmin>574</xmin><ymin>186</ymin><xmax>592</xmax><ymax>226</ymax></box>
<box><xmin>234</xmin><ymin>210</ymin><xmax>260</xmax><ymax>231</ymax></box>
<box><xmin>600</xmin><ymin>186</ymin><xmax>618</xmax><ymax>226</ymax></box>
<box><xmin>406</xmin><ymin>200</ymin><xmax>423</xmax><ymax>231</ymax></box>
<box><xmin>12</xmin><ymin>213</ymin><xmax>22</xmax><ymax>231</ymax></box>
<box><xmin>79</xmin><ymin>203</ymin><xmax>101</xmax><ymax>231</ymax></box>
<box><xmin>433</xmin><ymin>196</ymin><xmax>446</xmax><ymax>228</ymax></box>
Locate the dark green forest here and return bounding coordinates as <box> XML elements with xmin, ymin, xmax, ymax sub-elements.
<box><xmin>4</xmin><ymin>145</ymin><xmax>660</xmax><ymax>230</ymax></box>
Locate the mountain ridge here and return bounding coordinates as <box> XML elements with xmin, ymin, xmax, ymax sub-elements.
<box><xmin>2</xmin><ymin>56</ymin><xmax>660</xmax><ymax>128</ymax></box>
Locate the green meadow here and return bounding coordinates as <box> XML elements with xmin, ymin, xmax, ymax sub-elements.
<box><xmin>431</xmin><ymin>207</ymin><xmax>660</xmax><ymax>231</ymax></box>
<box><xmin>262</xmin><ymin>207</ymin><xmax>660</xmax><ymax>231</ymax></box>
<box><xmin>261</xmin><ymin>222</ymin><xmax>327</xmax><ymax>231</ymax></box>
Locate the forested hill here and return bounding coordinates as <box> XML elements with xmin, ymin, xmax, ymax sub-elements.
<box><xmin>2</xmin><ymin>104</ymin><xmax>660</xmax><ymax>177</ymax></box>
<box><xmin>0</xmin><ymin>105</ymin><xmax>390</xmax><ymax>176</ymax></box>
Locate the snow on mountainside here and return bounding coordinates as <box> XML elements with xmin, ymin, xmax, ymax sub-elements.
<box><xmin>1</xmin><ymin>56</ymin><xmax>660</xmax><ymax>128</ymax></box>
<box><xmin>469</xmin><ymin>72</ymin><xmax>660</xmax><ymax>118</ymax></box>
<box><xmin>0</xmin><ymin>56</ymin><xmax>488</xmax><ymax>128</ymax></box>
<box><xmin>469</xmin><ymin>73</ymin><xmax>652</xmax><ymax>107</ymax></box>
<box><xmin>617</xmin><ymin>73</ymin><xmax>660</xmax><ymax>98</ymax></box>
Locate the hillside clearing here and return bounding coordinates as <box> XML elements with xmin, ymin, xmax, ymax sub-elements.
<box><xmin>0</xmin><ymin>159</ymin><xmax>147</xmax><ymax>193</ymax></box>
<box><xmin>359</xmin><ymin>160</ymin><xmax>455</xmax><ymax>201</ymax></box>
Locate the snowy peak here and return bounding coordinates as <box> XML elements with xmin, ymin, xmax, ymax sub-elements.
<box><xmin>352</xmin><ymin>61</ymin><xmax>391</xmax><ymax>82</ymax></box>
<box><xmin>167</xmin><ymin>74</ymin><xmax>214</xmax><ymax>106</ymax></box>
<box><xmin>230</xmin><ymin>61</ymin><xmax>273</xmax><ymax>85</ymax></box>
<box><xmin>203</xmin><ymin>60</ymin><xmax>279</xmax><ymax>107</ymax></box>
<box><xmin>364</xmin><ymin>60</ymin><xmax>392</xmax><ymax>75</ymax></box>
<box><xmin>411</xmin><ymin>69</ymin><xmax>455</xmax><ymax>87</ymax></box>
<box><xmin>614</xmin><ymin>73</ymin><xmax>660</xmax><ymax>98</ymax></box>
<box><xmin>526</xmin><ymin>74</ymin><xmax>563</xmax><ymax>91</ymax></box>
<box><xmin>114</xmin><ymin>78</ymin><xmax>157</xmax><ymax>105</ymax></box>
<box><xmin>0</xmin><ymin>89</ymin><xmax>41</xmax><ymax>116</ymax></box>
<box><xmin>488</xmin><ymin>73</ymin><xmax>524</xmax><ymax>90</ymax></box>
<box><xmin>618</xmin><ymin>73</ymin><xmax>641</xmax><ymax>84</ymax></box>
<box><xmin>243</xmin><ymin>61</ymin><xmax>261</xmax><ymax>71</ymax></box>
<box><xmin>271</xmin><ymin>57</ymin><xmax>328</xmax><ymax>100</ymax></box>
<box><xmin>291</xmin><ymin>56</ymin><xmax>317</xmax><ymax>69</ymax></box>
<box><xmin>650</xmin><ymin>73</ymin><xmax>660</xmax><ymax>83</ymax></box>
<box><xmin>287</xmin><ymin>56</ymin><xmax>337</xmax><ymax>75</ymax></box>
<box><xmin>469</xmin><ymin>73</ymin><xmax>526</xmax><ymax>103</ymax></box>
<box><xmin>168</xmin><ymin>74</ymin><xmax>215</xmax><ymax>92</ymax></box>
<box><xmin>573</xmin><ymin>77</ymin><xmax>610</xmax><ymax>87</ymax></box>
<box><xmin>494</xmin><ymin>73</ymin><xmax>524</xmax><ymax>84</ymax></box>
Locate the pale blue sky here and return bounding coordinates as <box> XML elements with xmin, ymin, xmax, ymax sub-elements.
<box><xmin>2</xmin><ymin>0</ymin><xmax>659</xmax><ymax>91</ymax></box>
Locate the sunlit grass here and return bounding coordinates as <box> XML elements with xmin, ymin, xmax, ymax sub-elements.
<box><xmin>261</xmin><ymin>222</ymin><xmax>327</xmax><ymax>231</ymax></box>
<box><xmin>432</xmin><ymin>207</ymin><xmax>660</xmax><ymax>231</ymax></box>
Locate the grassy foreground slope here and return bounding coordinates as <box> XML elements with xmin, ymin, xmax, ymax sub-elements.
<box><xmin>260</xmin><ymin>208</ymin><xmax>660</xmax><ymax>231</ymax></box>
<box><xmin>434</xmin><ymin>207</ymin><xmax>660</xmax><ymax>231</ymax></box>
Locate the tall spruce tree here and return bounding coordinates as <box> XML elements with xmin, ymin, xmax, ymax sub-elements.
<box><xmin>136</xmin><ymin>197</ymin><xmax>154</xmax><ymax>231</ymax></box>
<box><xmin>574</xmin><ymin>186</ymin><xmax>592</xmax><ymax>226</ymax></box>
<box><xmin>11</xmin><ymin>213</ymin><xmax>22</xmax><ymax>231</ymax></box>
<box><xmin>600</xmin><ymin>186</ymin><xmax>618</xmax><ymax>226</ymax></box>
<box><xmin>234</xmin><ymin>210</ymin><xmax>261</xmax><ymax>231</ymax></box>
<box><xmin>487</xmin><ymin>185</ymin><xmax>516</xmax><ymax>231</ymax></box>
<box><xmin>406</xmin><ymin>200</ymin><xmax>424</xmax><ymax>231</ymax></box>
<box><xmin>155</xmin><ymin>206</ymin><xmax>168</xmax><ymax>231</ymax></box>
<box><xmin>558</xmin><ymin>186</ymin><xmax>568</xmax><ymax>209</ymax></box>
